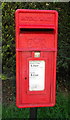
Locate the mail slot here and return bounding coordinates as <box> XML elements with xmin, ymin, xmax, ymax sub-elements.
<box><xmin>15</xmin><ymin>9</ymin><xmax>58</xmax><ymax>108</ymax></box>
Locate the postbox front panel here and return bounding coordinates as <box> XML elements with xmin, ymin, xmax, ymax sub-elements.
<box><xmin>15</xmin><ymin>9</ymin><xmax>58</xmax><ymax>108</ymax></box>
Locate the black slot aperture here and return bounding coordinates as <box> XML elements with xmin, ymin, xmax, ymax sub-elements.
<box><xmin>20</xmin><ymin>28</ymin><xmax>54</xmax><ymax>32</ymax></box>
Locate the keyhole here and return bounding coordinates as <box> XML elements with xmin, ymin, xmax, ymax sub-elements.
<box><xmin>25</xmin><ymin>77</ymin><xmax>27</xmax><ymax>80</ymax></box>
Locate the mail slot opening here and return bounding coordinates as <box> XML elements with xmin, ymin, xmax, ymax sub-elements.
<box><xmin>20</xmin><ymin>28</ymin><xmax>54</xmax><ymax>33</ymax></box>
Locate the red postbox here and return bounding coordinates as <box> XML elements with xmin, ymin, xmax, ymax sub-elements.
<box><xmin>15</xmin><ymin>9</ymin><xmax>58</xmax><ymax>108</ymax></box>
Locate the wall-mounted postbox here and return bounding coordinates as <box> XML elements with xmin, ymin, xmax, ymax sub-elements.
<box><xmin>15</xmin><ymin>9</ymin><xmax>58</xmax><ymax>108</ymax></box>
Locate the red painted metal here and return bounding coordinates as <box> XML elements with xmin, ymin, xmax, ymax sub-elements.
<box><xmin>15</xmin><ymin>9</ymin><xmax>58</xmax><ymax>108</ymax></box>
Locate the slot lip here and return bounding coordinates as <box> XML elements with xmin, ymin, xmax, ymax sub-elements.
<box><xmin>19</xmin><ymin>24</ymin><xmax>55</xmax><ymax>30</ymax></box>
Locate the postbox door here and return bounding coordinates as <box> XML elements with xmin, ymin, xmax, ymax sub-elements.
<box><xmin>17</xmin><ymin>51</ymin><xmax>56</xmax><ymax>105</ymax></box>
